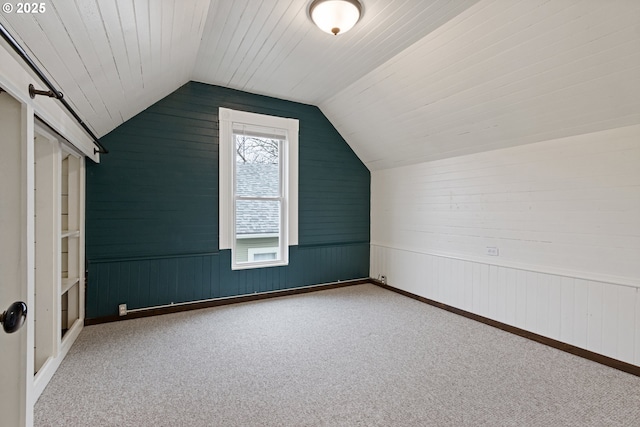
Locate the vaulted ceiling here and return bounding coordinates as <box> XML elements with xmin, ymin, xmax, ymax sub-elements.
<box><xmin>1</xmin><ymin>0</ymin><xmax>639</xmax><ymax>170</ymax></box>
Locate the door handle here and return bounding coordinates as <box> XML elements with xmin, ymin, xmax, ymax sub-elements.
<box><xmin>0</xmin><ymin>301</ymin><xmax>27</xmax><ymax>333</ymax></box>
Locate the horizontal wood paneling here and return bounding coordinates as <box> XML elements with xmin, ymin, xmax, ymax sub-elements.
<box><xmin>370</xmin><ymin>125</ymin><xmax>640</xmax><ymax>367</ymax></box>
<box><xmin>87</xmin><ymin>82</ymin><xmax>370</xmax><ymax>259</ymax></box>
<box><xmin>87</xmin><ymin>243</ymin><xmax>369</xmax><ymax>319</ymax></box>
<box><xmin>86</xmin><ymin>82</ymin><xmax>370</xmax><ymax>318</ymax></box>
<box><xmin>371</xmin><ymin>245</ymin><xmax>640</xmax><ymax>367</ymax></box>
<box><xmin>371</xmin><ymin>125</ymin><xmax>640</xmax><ymax>283</ymax></box>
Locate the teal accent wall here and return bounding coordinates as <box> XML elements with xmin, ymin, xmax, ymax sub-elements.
<box><xmin>86</xmin><ymin>82</ymin><xmax>370</xmax><ymax>319</ymax></box>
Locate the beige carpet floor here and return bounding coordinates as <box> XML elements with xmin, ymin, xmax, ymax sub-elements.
<box><xmin>35</xmin><ymin>283</ymin><xmax>640</xmax><ymax>426</ymax></box>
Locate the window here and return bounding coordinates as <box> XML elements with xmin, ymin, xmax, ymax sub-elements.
<box><xmin>219</xmin><ymin>108</ymin><xmax>298</xmax><ymax>270</ymax></box>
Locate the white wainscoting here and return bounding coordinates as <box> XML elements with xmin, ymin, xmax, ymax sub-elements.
<box><xmin>371</xmin><ymin>245</ymin><xmax>640</xmax><ymax>367</ymax></box>
<box><xmin>370</xmin><ymin>125</ymin><xmax>640</xmax><ymax>367</ymax></box>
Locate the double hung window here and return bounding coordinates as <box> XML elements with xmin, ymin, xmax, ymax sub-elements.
<box><xmin>219</xmin><ymin>108</ymin><xmax>298</xmax><ymax>270</ymax></box>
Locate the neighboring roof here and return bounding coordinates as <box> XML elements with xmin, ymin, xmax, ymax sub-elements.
<box><xmin>235</xmin><ymin>163</ymin><xmax>279</xmax><ymax>236</ymax></box>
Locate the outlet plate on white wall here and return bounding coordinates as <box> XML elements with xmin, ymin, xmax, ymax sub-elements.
<box><xmin>486</xmin><ymin>247</ymin><xmax>499</xmax><ymax>256</ymax></box>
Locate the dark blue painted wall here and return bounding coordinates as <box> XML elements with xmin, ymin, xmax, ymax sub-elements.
<box><xmin>86</xmin><ymin>82</ymin><xmax>370</xmax><ymax>319</ymax></box>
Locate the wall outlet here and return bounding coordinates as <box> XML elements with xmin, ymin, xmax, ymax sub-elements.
<box><xmin>118</xmin><ymin>304</ymin><xmax>127</xmax><ymax>316</ymax></box>
<box><xmin>486</xmin><ymin>247</ymin><xmax>499</xmax><ymax>256</ymax></box>
<box><xmin>380</xmin><ymin>275</ymin><xmax>387</xmax><ymax>284</ymax></box>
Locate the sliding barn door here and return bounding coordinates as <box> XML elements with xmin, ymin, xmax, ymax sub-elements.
<box><xmin>0</xmin><ymin>90</ymin><xmax>33</xmax><ymax>426</ymax></box>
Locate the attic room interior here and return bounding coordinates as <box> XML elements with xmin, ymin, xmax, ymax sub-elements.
<box><xmin>0</xmin><ymin>0</ymin><xmax>639</xmax><ymax>425</ymax></box>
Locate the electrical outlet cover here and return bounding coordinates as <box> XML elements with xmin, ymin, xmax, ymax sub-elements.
<box><xmin>486</xmin><ymin>247</ymin><xmax>499</xmax><ymax>256</ymax></box>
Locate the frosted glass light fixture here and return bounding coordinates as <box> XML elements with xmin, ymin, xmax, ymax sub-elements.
<box><xmin>309</xmin><ymin>0</ymin><xmax>362</xmax><ymax>35</ymax></box>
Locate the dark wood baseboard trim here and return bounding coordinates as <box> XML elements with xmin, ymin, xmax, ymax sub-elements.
<box><xmin>85</xmin><ymin>279</ymin><xmax>369</xmax><ymax>326</ymax></box>
<box><xmin>371</xmin><ymin>279</ymin><xmax>640</xmax><ymax>377</ymax></box>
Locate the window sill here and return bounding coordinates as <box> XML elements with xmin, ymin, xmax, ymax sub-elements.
<box><xmin>231</xmin><ymin>260</ymin><xmax>289</xmax><ymax>271</ymax></box>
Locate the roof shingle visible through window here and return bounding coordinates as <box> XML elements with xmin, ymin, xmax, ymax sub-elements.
<box><xmin>236</xmin><ymin>163</ymin><xmax>279</xmax><ymax>235</ymax></box>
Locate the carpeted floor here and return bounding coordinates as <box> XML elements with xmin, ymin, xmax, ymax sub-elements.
<box><xmin>35</xmin><ymin>284</ymin><xmax>640</xmax><ymax>426</ymax></box>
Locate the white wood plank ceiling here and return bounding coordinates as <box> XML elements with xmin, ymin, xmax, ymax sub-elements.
<box><xmin>322</xmin><ymin>0</ymin><xmax>640</xmax><ymax>170</ymax></box>
<box><xmin>0</xmin><ymin>0</ymin><xmax>211</xmax><ymax>137</ymax></box>
<box><xmin>1</xmin><ymin>0</ymin><xmax>639</xmax><ymax>170</ymax></box>
<box><xmin>193</xmin><ymin>0</ymin><xmax>479</xmax><ymax>104</ymax></box>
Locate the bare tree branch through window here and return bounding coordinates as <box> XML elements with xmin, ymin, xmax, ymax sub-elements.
<box><xmin>235</xmin><ymin>136</ymin><xmax>279</xmax><ymax>164</ymax></box>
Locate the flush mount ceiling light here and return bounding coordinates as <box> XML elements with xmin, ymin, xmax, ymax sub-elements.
<box><xmin>309</xmin><ymin>0</ymin><xmax>363</xmax><ymax>36</ymax></box>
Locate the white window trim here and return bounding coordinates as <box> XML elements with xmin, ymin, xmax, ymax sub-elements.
<box><xmin>219</xmin><ymin>107</ymin><xmax>298</xmax><ymax>270</ymax></box>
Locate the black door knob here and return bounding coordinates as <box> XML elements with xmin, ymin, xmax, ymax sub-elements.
<box><xmin>0</xmin><ymin>301</ymin><xmax>27</xmax><ymax>333</ymax></box>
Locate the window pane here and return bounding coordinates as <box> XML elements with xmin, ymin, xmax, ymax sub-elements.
<box><xmin>235</xmin><ymin>200</ymin><xmax>280</xmax><ymax>264</ymax></box>
<box><xmin>235</xmin><ymin>135</ymin><xmax>280</xmax><ymax>197</ymax></box>
<box><xmin>253</xmin><ymin>252</ymin><xmax>277</xmax><ymax>261</ymax></box>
